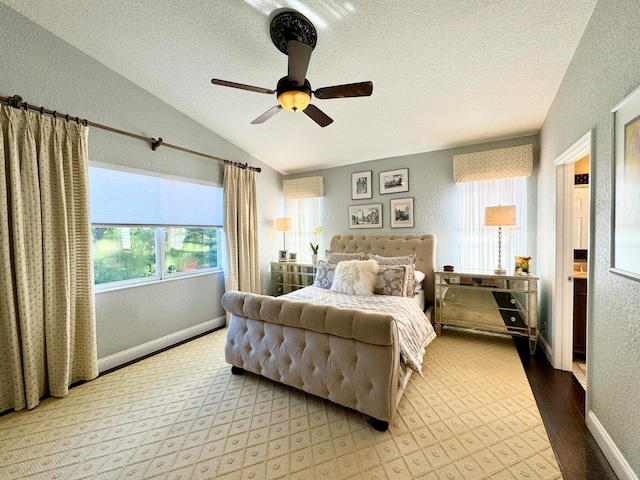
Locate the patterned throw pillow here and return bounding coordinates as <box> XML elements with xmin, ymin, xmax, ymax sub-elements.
<box><xmin>368</xmin><ymin>253</ymin><xmax>417</xmax><ymax>297</ymax></box>
<box><xmin>374</xmin><ymin>264</ymin><xmax>409</xmax><ymax>296</ymax></box>
<box><xmin>331</xmin><ymin>259</ymin><xmax>379</xmax><ymax>296</ymax></box>
<box><xmin>313</xmin><ymin>260</ymin><xmax>337</xmax><ymax>289</ymax></box>
<box><xmin>324</xmin><ymin>251</ymin><xmax>366</xmax><ymax>263</ymax></box>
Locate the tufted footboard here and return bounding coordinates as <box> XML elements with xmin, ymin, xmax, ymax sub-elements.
<box><xmin>221</xmin><ymin>291</ymin><xmax>404</xmax><ymax>429</ymax></box>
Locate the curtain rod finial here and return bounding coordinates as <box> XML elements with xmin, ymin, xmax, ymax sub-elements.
<box><xmin>8</xmin><ymin>95</ymin><xmax>23</xmax><ymax>108</ymax></box>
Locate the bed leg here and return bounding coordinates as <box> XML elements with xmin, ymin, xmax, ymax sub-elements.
<box><xmin>370</xmin><ymin>418</ymin><xmax>389</xmax><ymax>432</ymax></box>
<box><xmin>231</xmin><ymin>366</ymin><xmax>245</xmax><ymax>375</ymax></box>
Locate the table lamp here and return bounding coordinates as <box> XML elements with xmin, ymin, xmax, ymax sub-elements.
<box><xmin>484</xmin><ymin>205</ymin><xmax>516</xmax><ymax>275</ymax></box>
<box><xmin>275</xmin><ymin>217</ymin><xmax>292</xmax><ymax>250</ymax></box>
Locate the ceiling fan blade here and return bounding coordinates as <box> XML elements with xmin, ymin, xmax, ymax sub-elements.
<box><xmin>211</xmin><ymin>79</ymin><xmax>275</xmax><ymax>95</ymax></box>
<box><xmin>304</xmin><ymin>104</ymin><xmax>333</xmax><ymax>127</ymax></box>
<box><xmin>251</xmin><ymin>105</ymin><xmax>283</xmax><ymax>124</ymax></box>
<box><xmin>287</xmin><ymin>40</ymin><xmax>313</xmax><ymax>86</ymax></box>
<box><xmin>314</xmin><ymin>81</ymin><xmax>373</xmax><ymax>99</ymax></box>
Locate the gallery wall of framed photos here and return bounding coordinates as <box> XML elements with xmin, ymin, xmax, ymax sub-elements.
<box><xmin>348</xmin><ymin>167</ymin><xmax>414</xmax><ymax>229</ymax></box>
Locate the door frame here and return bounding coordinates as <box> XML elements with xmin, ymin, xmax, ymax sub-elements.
<box><xmin>552</xmin><ymin>130</ymin><xmax>592</xmax><ymax>371</ymax></box>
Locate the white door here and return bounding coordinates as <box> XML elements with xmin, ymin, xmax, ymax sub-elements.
<box><xmin>573</xmin><ymin>185</ymin><xmax>589</xmax><ymax>250</ymax></box>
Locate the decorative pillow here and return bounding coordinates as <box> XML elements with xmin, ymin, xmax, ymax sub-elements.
<box><xmin>374</xmin><ymin>264</ymin><xmax>409</xmax><ymax>296</ymax></box>
<box><xmin>325</xmin><ymin>251</ymin><xmax>366</xmax><ymax>263</ymax></box>
<box><xmin>331</xmin><ymin>259</ymin><xmax>379</xmax><ymax>296</ymax></box>
<box><xmin>313</xmin><ymin>260</ymin><xmax>337</xmax><ymax>289</ymax></box>
<box><xmin>414</xmin><ymin>270</ymin><xmax>426</xmax><ymax>288</ymax></box>
<box><xmin>368</xmin><ymin>253</ymin><xmax>417</xmax><ymax>297</ymax></box>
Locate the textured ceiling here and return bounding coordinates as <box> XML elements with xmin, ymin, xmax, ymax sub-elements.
<box><xmin>2</xmin><ymin>0</ymin><xmax>597</xmax><ymax>174</ymax></box>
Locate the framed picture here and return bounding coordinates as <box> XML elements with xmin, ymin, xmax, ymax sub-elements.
<box><xmin>288</xmin><ymin>252</ymin><xmax>297</xmax><ymax>262</ymax></box>
<box><xmin>351</xmin><ymin>170</ymin><xmax>372</xmax><ymax>199</ymax></box>
<box><xmin>390</xmin><ymin>197</ymin><xmax>414</xmax><ymax>228</ymax></box>
<box><xmin>611</xmin><ymin>84</ymin><xmax>640</xmax><ymax>281</ymax></box>
<box><xmin>278</xmin><ymin>249</ymin><xmax>288</xmax><ymax>262</ymax></box>
<box><xmin>349</xmin><ymin>203</ymin><xmax>382</xmax><ymax>229</ymax></box>
<box><xmin>379</xmin><ymin>168</ymin><xmax>409</xmax><ymax>194</ymax></box>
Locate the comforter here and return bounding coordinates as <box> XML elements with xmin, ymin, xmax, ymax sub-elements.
<box><xmin>284</xmin><ymin>286</ymin><xmax>436</xmax><ymax>374</ymax></box>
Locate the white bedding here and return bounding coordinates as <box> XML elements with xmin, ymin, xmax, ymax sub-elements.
<box><xmin>284</xmin><ymin>286</ymin><xmax>436</xmax><ymax>374</ymax></box>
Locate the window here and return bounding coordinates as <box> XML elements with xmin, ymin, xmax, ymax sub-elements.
<box><xmin>286</xmin><ymin>197</ymin><xmax>323</xmax><ymax>262</ymax></box>
<box><xmin>457</xmin><ymin>176</ymin><xmax>527</xmax><ymax>271</ymax></box>
<box><xmin>89</xmin><ymin>165</ymin><xmax>223</xmax><ymax>288</ymax></box>
<box><xmin>283</xmin><ymin>176</ymin><xmax>324</xmax><ymax>263</ymax></box>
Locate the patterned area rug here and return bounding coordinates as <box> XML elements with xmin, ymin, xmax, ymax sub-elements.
<box><xmin>0</xmin><ymin>328</ymin><xmax>561</xmax><ymax>479</ymax></box>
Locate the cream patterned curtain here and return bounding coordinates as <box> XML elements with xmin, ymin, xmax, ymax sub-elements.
<box><xmin>223</xmin><ymin>163</ymin><xmax>260</xmax><ymax>322</ymax></box>
<box><xmin>0</xmin><ymin>106</ymin><xmax>98</xmax><ymax>412</ymax></box>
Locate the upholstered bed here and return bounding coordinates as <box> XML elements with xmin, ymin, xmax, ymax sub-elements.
<box><xmin>221</xmin><ymin>234</ymin><xmax>437</xmax><ymax>430</ymax></box>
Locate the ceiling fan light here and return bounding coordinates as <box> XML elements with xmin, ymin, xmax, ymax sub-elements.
<box><xmin>277</xmin><ymin>90</ymin><xmax>311</xmax><ymax>112</ymax></box>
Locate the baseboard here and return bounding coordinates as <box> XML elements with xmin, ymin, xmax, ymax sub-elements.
<box><xmin>97</xmin><ymin>316</ymin><xmax>226</xmax><ymax>373</ymax></box>
<box><xmin>538</xmin><ymin>332</ymin><xmax>553</xmax><ymax>364</ymax></box>
<box><xmin>587</xmin><ymin>410</ymin><xmax>638</xmax><ymax>480</ymax></box>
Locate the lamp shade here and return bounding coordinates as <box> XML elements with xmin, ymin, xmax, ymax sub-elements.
<box><xmin>275</xmin><ymin>217</ymin><xmax>293</xmax><ymax>231</ymax></box>
<box><xmin>484</xmin><ymin>205</ymin><xmax>516</xmax><ymax>226</ymax></box>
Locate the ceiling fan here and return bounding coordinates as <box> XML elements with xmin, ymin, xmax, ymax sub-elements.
<box><xmin>211</xmin><ymin>10</ymin><xmax>373</xmax><ymax>127</ymax></box>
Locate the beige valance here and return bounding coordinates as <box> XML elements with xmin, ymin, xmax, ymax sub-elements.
<box><xmin>453</xmin><ymin>144</ymin><xmax>533</xmax><ymax>183</ymax></box>
<box><xmin>284</xmin><ymin>176</ymin><xmax>324</xmax><ymax>199</ymax></box>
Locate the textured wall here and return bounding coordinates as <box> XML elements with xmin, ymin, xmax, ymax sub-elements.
<box><xmin>0</xmin><ymin>4</ymin><xmax>283</xmax><ymax>360</ymax></box>
<box><xmin>287</xmin><ymin>136</ymin><xmax>538</xmax><ymax>276</ymax></box>
<box><xmin>538</xmin><ymin>0</ymin><xmax>640</xmax><ymax>474</ymax></box>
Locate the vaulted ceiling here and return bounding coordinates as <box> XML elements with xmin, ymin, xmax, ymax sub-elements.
<box><xmin>2</xmin><ymin>0</ymin><xmax>597</xmax><ymax>174</ymax></box>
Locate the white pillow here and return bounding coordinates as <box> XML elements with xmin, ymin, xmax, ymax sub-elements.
<box><xmin>331</xmin><ymin>259</ymin><xmax>379</xmax><ymax>296</ymax></box>
<box><xmin>414</xmin><ymin>270</ymin><xmax>426</xmax><ymax>287</ymax></box>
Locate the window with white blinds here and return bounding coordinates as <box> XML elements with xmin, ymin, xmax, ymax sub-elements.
<box><xmin>457</xmin><ymin>176</ymin><xmax>528</xmax><ymax>272</ymax></box>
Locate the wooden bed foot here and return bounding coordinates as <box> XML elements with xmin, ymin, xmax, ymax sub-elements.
<box><xmin>370</xmin><ymin>418</ymin><xmax>389</xmax><ymax>432</ymax></box>
<box><xmin>231</xmin><ymin>366</ymin><xmax>245</xmax><ymax>375</ymax></box>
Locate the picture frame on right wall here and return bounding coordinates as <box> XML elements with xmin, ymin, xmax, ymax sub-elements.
<box><xmin>611</xmin><ymin>83</ymin><xmax>640</xmax><ymax>281</ymax></box>
<box><xmin>379</xmin><ymin>168</ymin><xmax>409</xmax><ymax>194</ymax></box>
<box><xmin>390</xmin><ymin>197</ymin><xmax>414</xmax><ymax>228</ymax></box>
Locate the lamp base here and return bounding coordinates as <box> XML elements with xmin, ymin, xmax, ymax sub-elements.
<box><xmin>493</xmin><ymin>268</ymin><xmax>507</xmax><ymax>275</ymax></box>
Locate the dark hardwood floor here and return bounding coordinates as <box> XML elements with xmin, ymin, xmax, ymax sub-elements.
<box><xmin>513</xmin><ymin>337</ymin><xmax>618</xmax><ymax>480</ymax></box>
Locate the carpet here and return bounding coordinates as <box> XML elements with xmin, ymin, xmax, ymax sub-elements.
<box><xmin>0</xmin><ymin>328</ymin><xmax>561</xmax><ymax>479</ymax></box>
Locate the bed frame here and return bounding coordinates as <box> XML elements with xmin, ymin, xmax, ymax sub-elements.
<box><xmin>222</xmin><ymin>234</ymin><xmax>436</xmax><ymax>430</ymax></box>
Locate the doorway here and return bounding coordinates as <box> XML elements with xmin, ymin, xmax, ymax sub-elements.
<box><xmin>552</xmin><ymin>131</ymin><xmax>592</xmax><ymax>390</ymax></box>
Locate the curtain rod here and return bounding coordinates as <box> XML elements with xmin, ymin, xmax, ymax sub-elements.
<box><xmin>0</xmin><ymin>94</ymin><xmax>262</xmax><ymax>173</ymax></box>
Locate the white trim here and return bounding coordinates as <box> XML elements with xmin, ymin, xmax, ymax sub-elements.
<box><xmin>587</xmin><ymin>411</ymin><xmax>639</xmax><ymax>480</ymax></box>
<box><xmin>554</xmin><ymin>131</ymin><xmax>591</xmax><ymax>165</ymax></box>
<box><xmin>538</xmin><ymin>332</ymin><xmax>553</xmax><ymax>365</ymax></box>
<box><xmin>97</xmin><ymin>316</ymin><xmax>225</xmax><ymax>373</ymax></box>
<box><xmin>552</xmin><ymin>130</ymin><xmax>592</xmax><ymax>371</ymax></box>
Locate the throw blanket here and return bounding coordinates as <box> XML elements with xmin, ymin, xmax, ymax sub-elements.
<box><xmin>284</xmin><ymin>287</ymin><xmax>436</xmax><ymax>374</ymax></box>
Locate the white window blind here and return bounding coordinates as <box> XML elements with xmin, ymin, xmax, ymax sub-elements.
<box><xmin>89</xmin><ymin>165</ymin><xmax>223</xmax><ymax>226</ymax></box>
<box><xmin>285</xmin><ymin>197</ymin><xmax>323</xmax><ymax>262</ymax></box>
<box><xmin>457</xmin><ymin>177</ymin><xmax>528</xmax><ymax>271</ymax></box>
<box><xmin>454</xmin><ymin>144</ymin><xmax>533</xmax><ymax>183</ymax></box>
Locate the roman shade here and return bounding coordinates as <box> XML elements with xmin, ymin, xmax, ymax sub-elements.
<box><xmin>453</xmin><ymin>144</ymin><xmax>533</xmax><ymax>183</ymax></box>
<box><xmin>283</xmin><ymin>176</ymin><xmax>324</xmax><ymax>199</ymax></box>
<box><xmin>89</xmin><ymin>165</ymin><xmax>223</xmax><ymax>226</ymax></box>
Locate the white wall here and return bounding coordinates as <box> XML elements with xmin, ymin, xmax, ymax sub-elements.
<box><xmin>538</xmin><ymin>0</ymin><xmax>640</xmax><ymax>476</ymax></box>
<box><xmin>0</xmin><ymin>3</ymin><xmax>283</xmax><ymax>362</ymax></box>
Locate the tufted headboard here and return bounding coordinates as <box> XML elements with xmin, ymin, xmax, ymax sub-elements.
<box><xmin>329</xmin><ymin>234</ymin><xmax>437</xmax><ymax>305</ymax></box>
